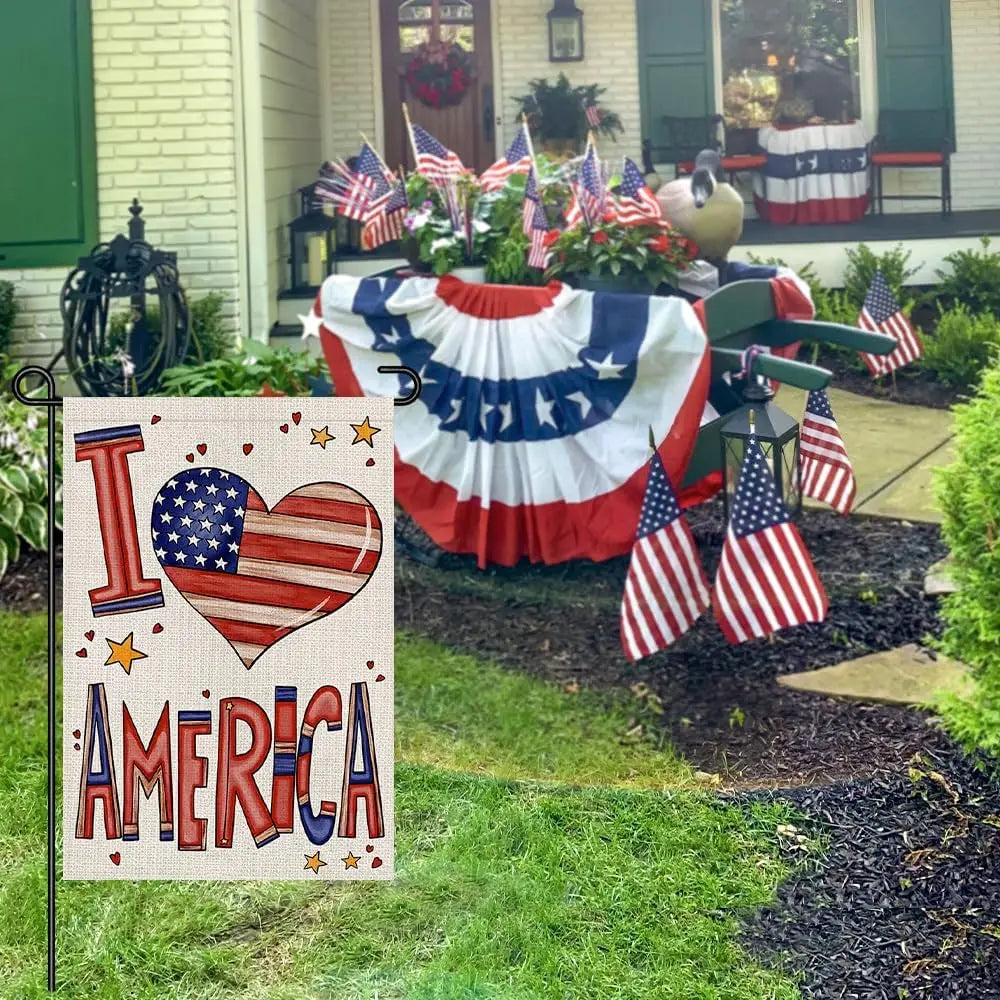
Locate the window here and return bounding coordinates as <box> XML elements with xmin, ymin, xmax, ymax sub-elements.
<box><xmin>398</xmin><ymin>0</ymin><xmax>474</xmax><ymax>53</ymax></box>
<box><xmin>720</xmin><ymin>1</ymin><xmax>861</xmax><ymax>129</ymax></box>
<box><xmin>0</xmin><ymin>0</ymin><xmax>98</xmax><ymax>269</ymax></box>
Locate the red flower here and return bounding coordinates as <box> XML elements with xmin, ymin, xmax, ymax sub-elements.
<box><xmin>543</xmin><ymin>229</ymin><xmax>560</xmax><ymax>248</ymax></box>
<box><xmin>592</xmin><ymin>231</ymin><xmax>609</xmax><ymax>244</ymax></box>
<box><xmin>602</xmin><ymin>210</ymin><xmax>616</xmax><ymax>223</ymax></box>
<box><xmin>648</xmin><ymin>235</ymin><xmax>670</xmax><ymax>254</ymax></box>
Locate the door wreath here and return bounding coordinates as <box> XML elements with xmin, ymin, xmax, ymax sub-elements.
<box><xmin>406</xmin><ymin>38</ymin><xmax>474</xmax><ymax>110</ymax></box>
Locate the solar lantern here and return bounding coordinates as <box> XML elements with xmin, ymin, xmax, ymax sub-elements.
<box><xmin>288</xmin><ymin>182</ymin><xmax>337</xmax><ymax>294</ymax></box>
<box><xmin>547</xmin><ymin>0</ymin><xmax>584</xmax><ymax>62</ymax></box>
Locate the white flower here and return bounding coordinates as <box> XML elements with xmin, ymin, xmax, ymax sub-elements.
<box><xmin>430</xmin><ymin>237</ymin><xmax>456</xmax><ymax>254</ymax></box>
<box><xmin>473</xmin><ymin>219</ymin><xmax>491</xmax><ymax>234</ymax></box>
<box><xmin>408</xmin><ymin>209</ymin><xmax>433</xmax><ymax>231</ymax></box>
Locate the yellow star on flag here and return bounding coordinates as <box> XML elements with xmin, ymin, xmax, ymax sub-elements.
<box><xmin>304</xmin><ymin>851</ymin><xmax>327</xmax><ymax>874</ymax></box>
<box><xmin>310</xmin><ymin>426</ymin><xmax>335</xmax><ymax>449</ymax></box>
<box><xmin>342</xmin><ymin>852</ymin><xmax>361</xmax><ymax>870</ymax></box>
<box><xmin>350</xmin><ymin>416</ymin><xmax>381</xmax><ymax>448</ymax></box>
<box><xmin>104</xmin><ymin>633</ymin><xmax>147</xmax><ymax>675</ymax></box>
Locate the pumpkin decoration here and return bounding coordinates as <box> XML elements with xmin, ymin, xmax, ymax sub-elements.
<box><xmin>406</xmin><ymin>39</ymin><xmax>474</xmax><ymax>110</ymax></box>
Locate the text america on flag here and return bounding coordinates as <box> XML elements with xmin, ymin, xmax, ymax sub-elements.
<box><xmin>620</xmin><ymin>450</ymin><xmax>710</xmax><ymax>661</ymax></box>
<box><xmin>858</xmin><ymin>270</ymin><xmax>923</xmax><ymax>376</ymax></box>
<box><xmin>800</xmin><ymin>389</ymin><xmax>856</xmax><ymax>515</ymax></box>
<box><xmin>713</xmin><ymin>436</ymin><xmax>828</xmax><ymax>644</ymax></box>
<box><xmin>151</xmin><ymin>469</ymin><xmax>382</xmax><ymax>668</ymax></box>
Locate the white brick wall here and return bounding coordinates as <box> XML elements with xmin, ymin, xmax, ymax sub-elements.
<box><xmin>4</xmin><ymin>0</ymin><xmax>242</xmax><ymax>372</ymax></box>
<box><xmin>259</xmin><ymin>0</ymin><xmax>323</xmax><ymax>326</ymax></box>
<box><xmin>325</xmin><ymin>0</ymin><xmax>378</xmax><ymax>157</ymax></box>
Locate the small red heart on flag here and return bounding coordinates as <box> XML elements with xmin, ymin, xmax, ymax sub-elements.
<box><xmin>202</xmin><ymin>690</ymin><xmax>210</xmax><ymax>698</ymax></box>
<box><xmin>243</xmin><ymin>443</ymin><xmax>254</xmax><ymax>456</ymax></box>
<box><xmin>186</xmin><ymin>453</ymin><xmax>195</xmax><ymax>462</ymax></box>
<box><xmin>371</xmin><ymin>857</ymin><xmax>383</xmax><ymax>869</ymax></box>
<box><xmin>109</xmin><ymin>852</ymin><xmax>121</xmax><ymax>866</ymax></box>
<box><xmin>292</xmin><ymin>412</ymin><xmax>302</xmax><ymax>425</ymax></box>
<box><xmin>75</xmin><ymin>648</ymin><xmax>87</xmax><ymax>658</ymax></box>
<box><xmin>85</xmin><ymin>630</ymin><xmax>95</xmax><ymax>641</ymax></box>
<box><xmin>152</xmin><ymin>623</ymin><xmax>164</xmax><ymax>634</ymax></box>
<box><xmin>280</xmin><ymin>424</ymin><xmax>289</xmax><ymax>434</ymax></box>
<box><xmin>197</xmin><ymin>443</ymin><xmax>207</xmax><ymax>455</ymax></box>
<box><xmin>375</xmin><ymin>674</ymin><xmax>385</xmax><ymax>682</ymax></box>
<box><xmin>366</xmin><ymin>660</ymin><xmax>374</xmax><ymax>669</ymax></box>
<box><xmin>151</xmin><ymin>415</ymin><xmax>161</xmax><ymax>424</ymax></box>
<box><xmin>73</xmin><ymin>743</ymin><xmax>80</xmax><ymax>751</ymax></box>
<box><xmin>73</xmin><ymin>730</ymin><xmax>81</xmax><ymax>739</ymax></box>
<box><xmin>366</xmin><ymin>458</ymin><xmax>375</xmax><ymax>467</ymax></box>
<box><xmin>365</xmin><ymin>844</ymin><xmax>374</xmax><ymax>853</ymax></box>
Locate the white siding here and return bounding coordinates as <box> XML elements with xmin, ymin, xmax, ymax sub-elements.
<box><xmin>258</xmin><ymin>0</ymin><xmax>323</xmax><ymax>327</ymax></box>
<box><xmin>3</xmin><ymin>0</ymin><xmax>243</xmax><ymax>371</ymax></box>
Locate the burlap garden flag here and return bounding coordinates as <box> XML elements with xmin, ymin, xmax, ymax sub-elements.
<box><xmin>62</xmin><ymin>397</ymin><xmax>394</xmax><ymax>880</ymax></box>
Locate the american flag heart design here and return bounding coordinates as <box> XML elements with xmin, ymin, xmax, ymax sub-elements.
<box><xmin>150</xmin><ymin>468</ymin><xmax>382</xmax><ymax>669</ymax></box>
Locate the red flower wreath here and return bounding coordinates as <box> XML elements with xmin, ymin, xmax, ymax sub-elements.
<box><xmin>406</xmin><ymin>40</ymin><xmax>474</xmax><ymax>110</ymax></box>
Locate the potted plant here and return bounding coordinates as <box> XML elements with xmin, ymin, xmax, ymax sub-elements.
<box><xmin>544</xmin><ymin>214</ymin><xmax>698</xmax><ymax>294</ymax></box>
<box><xmin>511</xmin><ymin>75</ymin><xmax>623</xmax><ymax>159</ymax></box>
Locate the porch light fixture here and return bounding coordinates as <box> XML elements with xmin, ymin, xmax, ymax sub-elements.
<box><xmin>719</xmin><ymin>374</ymin><xmax>801</xmax><ymax>523</ymax></box>
<box><xmin>288</xmin><ymin>182</ymin><xmax>337</xmax><ymax>294</ymax></box>
<box><xmin>547</xmin><ymin>0</ymin><xmax>584</xmax><ymax>62</ymax></box>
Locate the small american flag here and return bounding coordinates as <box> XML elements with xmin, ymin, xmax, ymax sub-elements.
<box><xmin>585</xmin><ymin>102</ymin><xmax>601</xmax><ymax>128</ymax></box>
<box><xmin>612</xmin><ymin>157</ymin><xmax>663</xmax><ymax>226</ymax></box>
<box><xmin>340</xmin><ymin>173</ymin><xmax>376</xmax><ymax>221</ymax></box>
<box><xmin>355</xmin><ymin>143</ymin><xmax>393</xmax><ymax>195</ymax></box>
<box><xmin>522</xmin><ymin>169</ymin><xmax>550</xmax><ymax>270</ymax></box>
<box><xmin>712</xmin><ymin>436</ymin><xmax>828</xmax><ymax>644</ymax></box>
<box><xmin>411</xmin><ymin>124</ymin><xmax>466</xmax><ymax>183</ymax></box>
<box><xmin>362</xmin><ymin>180</ymin><xmax>408</xmax><ymax>250</ymax></box>
<box><xmin>800</xmin><ymin>389</ymin><xmax>856</xmax><ymax>515</ymax></box>
<box><xmin>620</xmin><ymin>451</ymin><xmax>710</xmax><ymax>661</ymax></box>
<box><xmin>480</xmin><ymin>124</ymin><xmax>532</xmax><ymax>192</ymax></box>
<box><xmin>858</xmin><ymin>270</ymin><xmax>923</xmax><ymax>376</ymax></box>
<box><xmin>579</xmin><ymin>143</ymin><xmax>606</xmax><ymax>222</ymax></box>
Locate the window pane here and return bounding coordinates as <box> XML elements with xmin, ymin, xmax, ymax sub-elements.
<box><xmin>721</xmin><ymin>0</ymin><xmax>860</xmax><ymax>128</ymax></box>
<box><xmin>398</xmin><ymin>1</ymin><xmax>473</xmax><ymax>23</ymax></box>
<box><xmin>399</xmin><ymin>24</ymin><xmax>474</xmax><ymax>52</ymax></box>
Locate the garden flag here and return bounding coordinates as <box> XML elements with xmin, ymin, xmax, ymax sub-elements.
<box><xmin>480</xmin><ymin>124</ymin><xmax>532</xmax><ymax>192</ymax></box>
<box><xmin>620</xmin><ymin>450</ymin><xmax>710</xmax><ymax>661</ymax></box>
<box><xmin>62</xmin><ymin>397</ymin><xmax>395</xmax><ymax>880</ymax></box>
<box><xmin>800</xmin><ymin>389</ymin><xmax>856</xmax><ymax>515</ymax></box>
<box><xmin>858</xmin><ymin>270</ymin><xmax>923</xmax><ymax>376</ymax></box>
<box><xmin>713</xmin><ymin>434</ymin><xmax>828</xmax><ymax>644</ymax></box>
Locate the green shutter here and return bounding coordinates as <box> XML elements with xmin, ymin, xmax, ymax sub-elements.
<box><xmin>636</xmin><ymin>0</ymin><xmax>715</xmax><ymax>150</ymax></box>
<box><xmin>0</xmin><ymin>0</ymin><xmax>98</xmax><ymax>269</ymax></box>
<box><xmin>874</xmin><ymin>0</ymin><xmax>954</xmax><ymax>148</ymax></box>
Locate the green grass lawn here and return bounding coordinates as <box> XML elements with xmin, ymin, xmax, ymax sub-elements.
<box><xmin>0</xmin><ymin>612</ymin><xmax>802</xmax><ymax>999</ymax></box>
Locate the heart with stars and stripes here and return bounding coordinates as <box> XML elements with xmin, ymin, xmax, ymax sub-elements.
<box><xmin>150</xmin><ymin>468</ymin><xmax>382</xmax><ymax>669</ymax></box>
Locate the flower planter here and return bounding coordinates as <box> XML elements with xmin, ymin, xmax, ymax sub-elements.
<box><xmin>450</xmin><ymin>265</ymin><xmax>487</xmax><ymax>283</ymax></box>
<box><xmin>573</xmin><ymin>275</ymin><xmax>647</xmax><ymax>295</ymax></box>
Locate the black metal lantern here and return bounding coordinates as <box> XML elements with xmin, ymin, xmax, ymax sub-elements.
<box><xmin>288</xmin><ymin>183</ymin><xmax>337</xmax><ymax>294</ymax></box>
<box><xmin>58</xmin><ymin>199</ymin><xmax>190</xmax><ymax>396</ymax></box>
<box><xmin>547</xmin><ymin>0</ymin><xmax>584</xmax><ymax>61</ymax></box>
<box><xmin>719</xmin><ymin>374</ymin><xmax>802</xmax><ymax>522</ymax></box>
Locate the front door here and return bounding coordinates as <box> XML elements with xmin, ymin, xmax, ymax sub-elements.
<box><xmin>379</xmin><ymin>0</ymin><xmax>495</xmax><ymax>174</ymax></box>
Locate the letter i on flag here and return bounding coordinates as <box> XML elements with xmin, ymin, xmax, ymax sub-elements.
<box><xmin>620</xmin><ymin>450</ymin><xmax>710</xmax><ymax>661</ymax></box>
<box><xmin>713</xmin><ymin>434</ymin><xmax>828</xmax><ymax>644</ymax></box>
<box><xmin>857</xmin><ymin>270</ymin><xmax>923</xmax><ymax>376</ymax></box>
<box><xmin>800</xmin><ymin>389</ymin><xmax>856</xmax><ymax>515</ymax></box>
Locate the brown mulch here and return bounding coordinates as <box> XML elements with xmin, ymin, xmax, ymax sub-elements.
<box><xmin>818</xmin><ymin>351</ymin><xmax>964</xmax><ymax>411</ymax></box>
<box><xmin>0</xmin><ymin>546</ymin><xmax>60</xmax><ymax>612</ymax></box>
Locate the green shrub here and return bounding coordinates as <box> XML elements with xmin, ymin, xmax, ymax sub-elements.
<box><xmin>934</xmin><ymin>236</ymin><xmax>1000</xmax><ymax>317</ymax></box>
<box><xmin>157</xmin><ymin>342</ymin><xmax>323</xmax><ymax>397</ymax></box>
<box><xmin>0</xmin><ymin>281</ymin><xmax>17</xmax><ymax>357</ymax></box>
<box><xmin>920</xmin><ymin>304</ymin><xmax>1000</xmax><ymax>388</ymax></box>
<box><xmin>934</xmin><ymin>359</ymin><xmax>1000</xmax><ymax>756</ymax></box>
<box><xmin>842</xmin><ymin>243</ymin><xmax>920</xmax><ymax>310</ymax></box>
<box><xmin>0</xmin><ymin>358</ymin><xmax>61</xmax><ymax>581</ymax></box>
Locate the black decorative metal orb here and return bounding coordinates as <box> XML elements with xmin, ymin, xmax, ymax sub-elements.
<box><xmin>59</xmin><ymin>199</ymin><xmax>190</xmax><ymax>396</ymax></box>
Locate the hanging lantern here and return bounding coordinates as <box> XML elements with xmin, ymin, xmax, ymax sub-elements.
<box><xmin>288</xmin><ymin>182</ymin><xmax>337</xmax><ymax>293</ymax></box>
<box><xmin>719</xmin><ymin>373</ymin><xmax>802</xmax><ymax>522</ymax></box>
<box><xmin>547</xmin><ymin>0</ymin><xmax>584</xmax><ymax>62</ymax></box>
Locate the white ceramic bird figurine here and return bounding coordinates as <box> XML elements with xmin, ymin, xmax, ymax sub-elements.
<box><xmin>656</xmin><ymin>149</ymin><xmax>744</xmax><ymax>277</ymax></box>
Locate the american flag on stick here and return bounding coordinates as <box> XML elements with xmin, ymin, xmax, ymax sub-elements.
<box><xmin>410</xmin><ymin>123</ymin><xmax>466</xmax><ymax>183</ymax></box>
<box><xmin>522</xmin><ymin>168</ymin><xmax>550</xmax><ymax>270</ymax></box>
<box><xmin>480</xmin><ymin>124</ymin><xmax>533</xmax><ymax>192</ymax></box>
<box><xmin>565</xmin><ymin>140</ymin><xmax>605</xmax><ymax>228</ymax></box>
<box><xmin>858</xmin><ymin>270</ymin><xmax>923</xmax><ymax>376</ymax></box>
<box><xmin>612</xmin><ymin>157</ymin><xmax>663</xmax><ymax>226</ymax></box>
<box><xmin>800</xmin><ymin>389</ymin><xmax>856</xmax><ymax>515</ymax></box>
<box><xmin>361</xmin><ymin>180</ymin><xmax>408</xmax><ymax>250</ymax></box>
<box><xmin>712</xmin><ymin>434</ymin><xmax>828</xmax><ymax>644</ymax></box>
<box><xmin>620</xmin><ymin>450</ymin><xmax>710</xmax><ymax>661</ymax></box>
<box><xmin>585</xmin><ymin>102</ymin><xmax>602</xmax><ymax>128</ymax></box>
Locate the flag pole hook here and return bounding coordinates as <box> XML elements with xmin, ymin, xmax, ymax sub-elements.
<box><xmin>377</xmin><ymin>365</ymin><xmax>423</xmax><ymax>406</ymax></box>
<box><xmin>10</xmin><ymin>365</ymin><xmax>61</xmax><ymax>994</ymax></box>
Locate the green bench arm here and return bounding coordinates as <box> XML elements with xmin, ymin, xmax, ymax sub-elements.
<box><xmin>711</xmin><ymin>348</ymin><xmax>833</xmax><ymax>392</ymax></box>
<box><xmin>756</xmin><ymin>319</ymin><xmax>898</xmax><ymax>355</ymax></box>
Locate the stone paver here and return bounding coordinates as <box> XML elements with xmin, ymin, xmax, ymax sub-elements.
<box><xmin>777</xmin><ymin>644</ymin><xmax>972</xmax><ymax>707</ymax></box>
<box><xmin>924</xmin><ymin>555</ymin><xmax>959</xmax><ymax>596</ymax></box>
<box><xmin>776</xmin><ymin>386</ymin><xmax>954</xmax><ymax>522</ymax></box>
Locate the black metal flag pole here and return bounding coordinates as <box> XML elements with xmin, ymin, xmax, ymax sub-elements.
<box><xmin>10</xmin><ymin>365</ymin><xmax>61</xmax><ymax>994</ymax></box>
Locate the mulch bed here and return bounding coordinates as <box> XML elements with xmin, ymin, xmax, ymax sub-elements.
<box><xmin>735</xmin><ymin>737</ymin><xmax>1000</xmax><ymax>999</ymax></box>
<box><xmin>397</xmin><ymin>497</ymin><xmax>948</xmax><ymax>788</ymax></box>
<box><xmin>817</xmin><ymin>350</ymin><xmax>964</xmax><ymax>411</ymax></box>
